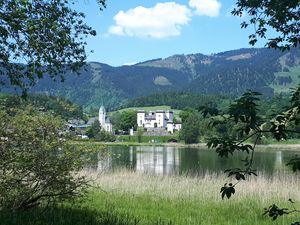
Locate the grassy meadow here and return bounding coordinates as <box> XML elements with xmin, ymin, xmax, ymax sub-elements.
<box><xmin>110</xmin><ymin>105</ymin><xmax>182</xmax><ymax>118</ymax></box>
<box><xmin>271</xmin><ymin>65</ymin><xmax>300</xmax><ymax>94</ymax></box>
<box><xmin>4</xmin><ymin>170</ymin><xmax>299</xmax><ymax>225</ymax></box>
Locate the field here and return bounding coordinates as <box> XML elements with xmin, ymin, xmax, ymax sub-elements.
<box><xmin>110</xmin><ymin>105</ymin><xmax>182</xmax><ymax>118</ymax></box>
<box><xmin>270</xmin><ymin>65</ymin><xmax>300</xmax><ymax>94</ymax></box>
<box><xmin>3</xmin><ymin>170</ymin><xmax>300</xmax><ymax>225</ymax></box>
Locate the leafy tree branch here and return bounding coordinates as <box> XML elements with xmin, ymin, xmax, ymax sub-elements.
<box><xmin>204</xmin><ymin>87</ymin><xmax>300</xmax><ymax>224</ymax></box>
<box><xmin>233</xmin><ymin>0</ymin><xmax>300</xmax><ymax>51</ymax></box>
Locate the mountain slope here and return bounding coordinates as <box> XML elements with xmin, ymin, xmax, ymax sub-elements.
<box><xmin>5</xmin><ymin>48</ymin><xmax>300</xmax><ymax>111</ymax></box>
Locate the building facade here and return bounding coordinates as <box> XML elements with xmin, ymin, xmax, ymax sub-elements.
<box><xmin>137</xmin><ymin>110</ymin><xmax>181</xmax><ymax>133</ymax></box>
<box><xmin>99</xmin><ymin>106</ymin><xmax>113</xmax><ymax>132</ymax></box>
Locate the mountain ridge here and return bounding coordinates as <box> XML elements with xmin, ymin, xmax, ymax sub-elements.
<box><xmin>4</xmin><ymin>47</ymin><xmax>300</xmax><ymax>111</ymax></box>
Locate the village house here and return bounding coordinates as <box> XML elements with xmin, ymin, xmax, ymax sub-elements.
<box><xmin>137</xmin><ymin>110</ymin><xmax>181</xmax><ymax>134</ymax></box>
<box><xmin>67</xmin><ymin>106</ymin><xmax>112</xmax><ymax>133</ymax></box>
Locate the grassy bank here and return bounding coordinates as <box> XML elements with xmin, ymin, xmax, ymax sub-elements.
<box><xmin>2</xmin><ymin>170</ymin><xmax>300</xmax><ymax>224</ymax></box>
<box><xmin>116</xmin><ymin>135</ymin><xmax>179</xmax><ymax>143</ymax></box>
<box><xmin>84</xmin><ymin>170</ymin><xmax>300</xmax><ymax>225</ymax></box>
<box><xmin>72</xmin><ymin>140</ymin><xmax>300</xmax><ymax>151</ymax></box>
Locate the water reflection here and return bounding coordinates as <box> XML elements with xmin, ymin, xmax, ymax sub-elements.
<box><xmin>136</xmin><ymin>146</ymin><xmax>180</xmax><ymax>175</ymax></box>
<box><xmin>93</xmin><ymin>145</ymin><xmax>297</xmax><ymax>176</ymax></box>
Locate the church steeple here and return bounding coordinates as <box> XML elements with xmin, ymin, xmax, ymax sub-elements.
<box><xmin>99</xmin><ymin>106</ymin><xmax>106</xmax><ymax>127</ymax></box>
<box><xmin>98</xmin><ymin>105</ymin><xmax>113</xmax><ymax>133</ymax></box>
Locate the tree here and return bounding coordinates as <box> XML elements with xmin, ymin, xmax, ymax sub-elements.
<box><xmin>86</xmin><ymin>120</ymin><xmax>101</xmax><ymax>139</ymax></box>
<box><xmin>218</xmin><ymin>2</ymin><xmax>300</xmax><ymax>223</ymax></box>
<box><xmin>0</xmin><ymin>107</ymin><xmax>89</xmax><ymax>210</ymax></box>
<box><xmin>204</xmin><ymin>89</ymin><xmax>300</xmax><ymax>224</ymax></box>
<box><xmin>233</xmin><ymin>0</ymin><xmax>300</xmax><ymax>51</ymax></box>
<box><xmin>86</xmin><ymin>120</ymin><xmax>116</xmax><ymax>142</ymax></box>
<box><xmin>0</xmin><ymin>0</ymin><xmax>106</xmax><ymax>94</ymax></box>
<box><xmin>179</xmin><ymin>112</ymin><xmax>200</xmax><ymax>144</ymax></box>
<box><xmin>179</xmin><ymin>108</ymin><xmax>197</xmax><ymax>123</ymax></box>
<box><xmin>96</xmin><ymin>130</ymin><xmax>116</xmax><ymax>142</ymax></box>
<box><xmin>111</xmin><ymin>110</ymin><xmax>137</xmax><ymax>132</ymax></box>
<box><xmin>0</xmin><ymin>0</ymin><xmax>108</xmax><ymax>212</ymax></box>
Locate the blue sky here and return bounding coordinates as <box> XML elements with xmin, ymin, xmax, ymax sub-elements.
<box><xmin>76</xmin><ymin>0</ymin><xmax>270</xmax><ymax>66</ymax></box>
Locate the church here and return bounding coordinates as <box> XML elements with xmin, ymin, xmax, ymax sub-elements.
<box><xmin>99</xmin><ymin>106</ymin><xmax>113</xmax><ymax>132</ymax></box>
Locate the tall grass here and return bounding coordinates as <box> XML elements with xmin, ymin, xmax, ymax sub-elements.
<box><xmin>2</xmin><ymin>170</ymin><xmax>300</xmax><ymax>225</ymax></box>
<box><xmin>0</xmin><ymin>206</ymin><xmax>140</xmax><ymax>225</ymax></box>
<box><xmin>82</xmin><ymin>169</ymin><xmax>300</xmax><ymax>225</ymax></box>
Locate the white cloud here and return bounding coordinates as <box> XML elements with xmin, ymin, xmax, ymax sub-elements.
<box><xmin>189</xmin><ymin>0</ymin><xmax>221</xmax><ymax>17</ymax></box>
<box><xmin>108</xmin><ymin>2</ymin><xmax>191</xmax><ymax>39</ymax></box>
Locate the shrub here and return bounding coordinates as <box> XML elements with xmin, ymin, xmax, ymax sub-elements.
<box><xmin>0</xmin><ymin>108</ymin><xmax>88</xmax><ymax>210</ymax></box>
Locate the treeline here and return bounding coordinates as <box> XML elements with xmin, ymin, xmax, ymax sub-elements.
<box><xmin>124</xmin><ymin>92</ymin><xmax>231</xmax><ymax>110</ymax></box>
<box><xmin>178</xmin><ymin>93</ymin><xmax>295</xmax><ymax>144</ymax></box>
<box><xmin>0</xmin><ymin>94</ymin><xmax>84</xmax><ymax>120</ymax></box>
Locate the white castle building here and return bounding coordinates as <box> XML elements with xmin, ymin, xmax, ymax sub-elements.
<box><xmin>99</xmin><ymin>106</ymin><xmax>113</xmax><ymax>132</ymax></box>
<box><xmin>137</xmin><ymin>110</ymin><xmax>182</xmax><ymax>134</ymax></box>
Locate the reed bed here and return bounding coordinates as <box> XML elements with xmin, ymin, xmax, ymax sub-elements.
<box><xmin>2</xmin><ymin>170</ymin><xmax>300</xmax><ymax>225</ymax></box>
<box><xmin>78</xmin><ymin>169</ymin><xmax>300</xmax><ymax>225</ymax></box>
<box><xmin>85</xmin><ymin>169</ymin><xmax>300</xmax><ymax>203</ymax></box>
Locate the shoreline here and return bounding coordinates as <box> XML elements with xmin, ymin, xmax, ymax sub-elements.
<box><xmin>73</xmin><ymin>140</ymin><xmax>300</xmax><ymax>149</ymax></box>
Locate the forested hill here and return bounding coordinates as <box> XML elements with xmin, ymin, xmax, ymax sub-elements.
<box><xmin>5</xmin><ymin>47</ymin><xmax>300</xmax><ymax>111</ymax></box>
<box><xmin>124</xmin><ymin>92</ymin><xmax>230</xmax><ymax>111</ymax></box>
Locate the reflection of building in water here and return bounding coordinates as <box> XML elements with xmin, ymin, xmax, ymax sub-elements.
<box><xmin>95</xmin><ymin>146</ymin><xmax>180</xmax><ymax>175</ymax></box>
<box><xmin>135</xmin><ymin>146</ymin><xmax>180</xmax><ymax>175</ymax></box>
<box><xmin>274</xmin><ymin>151</ymin><xmax>283</xmax><ymax>171</ymax></box>
<box><xmin>275</xmin><ymin>151</ymin><xmax>282</xmax><ymax>165</ymax></box>
<box><xmin>97</xmin><ymin>152</ymin><xmax>112</xmax><ymax>172</ymax></box>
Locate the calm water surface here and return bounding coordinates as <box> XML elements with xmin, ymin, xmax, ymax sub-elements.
<box><xmin>91</xmin><ymin>145</ymin><xmax>299</xmax><ymax>176</ymax></box>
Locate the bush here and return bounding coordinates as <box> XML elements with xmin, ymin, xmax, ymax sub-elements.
<box><xmin>0</xmin><ymin>108</ymin><xmax>88</xmax><ymax>210</ymax></box>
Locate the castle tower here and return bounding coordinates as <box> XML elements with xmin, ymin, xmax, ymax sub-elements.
<box><xmin>155</xmin><ymin>110</ymin><xmax>165</xmax><ymax>128</ymax></box>
<box><xmin>137</xmin><ymin>110</ymin><xmax>146</xmax><ymax>127</ymax></box>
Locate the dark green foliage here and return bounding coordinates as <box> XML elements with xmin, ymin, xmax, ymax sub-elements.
<box><xmin>207</xmin><ymin>138</ymin><xmax>253</xmax><ymax>157</ymax></box>
<box><xmin>111</xmin><ymin>110</ymin><xmax>137</xmax><ymax>132</ymax></box>
<box><xmin>179</xmin><ymin>111</ymin><xmax>200</xmax><ymax>144</ymax></box>
<box><xmin>224</xmin><ymin>168</ymin><xmax>257</xmax><ymax>180</ymax></box>
<box><xmin>125</xmin><ymin>92</ymin><xmax>226</xmax><ymax>110</ymax></box>
<box><xmin>199</xmin><ymin>105</ymin><xmax>219</xmax><ymax>118</ymax></box>
<box><xmin>86</xmin><ymin>120</ymin><xmax>116</xmax><ymax>142</ymax></box>
<box><xmin>228</xmin><ymin>91</ymin><xmax>262</xmax><ymax>135</ymax></box>
<box><xmin>179</xmin><ymin>108</ymin><xmax>198</xmax><ymax>123</ymax></box>
<box><xmin>86</xmin><ymin>120</ymin><xmax>101</xmax><ymax>139</ymax></box>
<box><xmin>263</xmin><ymin>204</ymin><xmax>289</xmax><ymax>221</ymax></box>
<box><xmin>0</xmin><ymin>94</ymin><xmax>84</xmax><ymax>120</ymax></box>
<box><xmin>286</xmin><ymin>155</ymin><xmax>300</xmax><ymax>172</ymax></box>
<box><xmin>95</xmin><ymin>130</ymin><xmax>116</xmax><ymax>142</ymax></box>
<box><xmin>220</xmin><ymin>183</ymin><xmax>235</xmax><ymax>199</ymax></box>
<box><xmin>0</xmin><ymin>0</ymin><xmax>103</xmax><ymax>93</ymax></box>
<box><xmin>233</xmin><ymin>0</ymin><xmax>300</xmax><ymax>50</ymax></box>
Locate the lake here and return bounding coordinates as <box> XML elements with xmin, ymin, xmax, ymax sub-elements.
<box><xmin>89</xmin><ymin>145</ymin><xmax>299</xmax><ymax>176</ymax></box>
